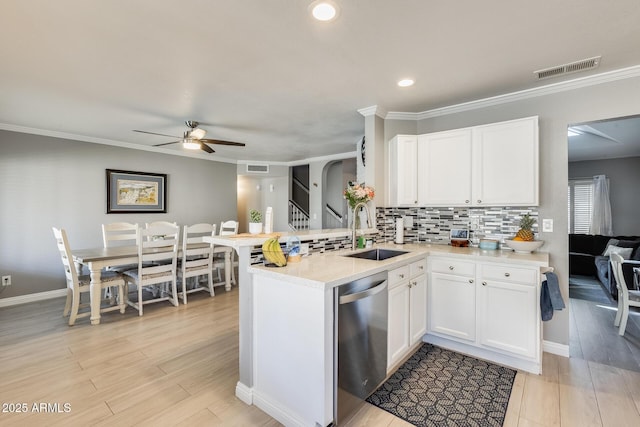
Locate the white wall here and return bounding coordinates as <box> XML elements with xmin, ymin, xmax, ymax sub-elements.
<box><xmin>237</xmin><ymin>175</ymin><xmax>289</xmax><ymax>232</ymax></box>
<box><xmin>0</xmin><ymin>130</ymin><xmax>238</xmax><ymax>298</ymax></box>
<box><xmin>569</xmin><ymin>156</ymin><xmax>640</xmax><ymax>235</ymax></box>
<box><xmin>386</xmin><ymin>75</ymin><xmax>640</xmax><ymax>346</ymax></box>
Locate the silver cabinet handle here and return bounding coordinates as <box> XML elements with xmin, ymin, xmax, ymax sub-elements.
<box><xmin>477</xmin><ymin>200</ymin><xmax>482</xmax><ymax>204</ymax></box>
<box><xmin>504</xmin><ymin>272</ymin><xmax>510</xmax><ymax>277</ymax></box>
<box><xmin>465</xmin><ymin>200</ymin><xmax>470</xmax><ymax>203</ymax></box>
<box><xmin>399</xmin><ymin>273</ymin><xmax>405</xmax><ymax>279</ymax></box>
<box><xmin>469</xmin><ymin>279</ymin><xmax>474</xmax><ymax>284</ymax></box>
<box><xmin>482</xmin><ymin>281</ymin><xmax>487</xmax><ymax>286</ymax></box>
<box><xmin>449</xmin><ymin>266</ymin><xmax>454</xmax><ymax>270</ymax></box>
<box><xmin>418</xmin><ymin>265</ymin><xmax>424</xmax><ymax>270</ymax></box>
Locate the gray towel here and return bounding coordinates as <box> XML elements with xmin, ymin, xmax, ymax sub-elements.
<box><xmin>540</xmin><ymin>271</ymin><xmax>565</xmax><ymax>321</ymax></box>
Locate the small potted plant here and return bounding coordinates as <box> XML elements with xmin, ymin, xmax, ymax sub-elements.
<box><xmin>249</xmin><ymin>209</ymin><xmax>263</xmax><ymax>234</ymax></box>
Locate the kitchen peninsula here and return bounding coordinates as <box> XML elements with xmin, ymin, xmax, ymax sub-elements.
<box><xmin>207</xmin><ymin>230</ymin><xmax>549</xmax><ymax>427</ymax></box>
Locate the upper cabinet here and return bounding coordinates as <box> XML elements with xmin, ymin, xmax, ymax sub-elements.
<box><xmin>388</xmin><ymin>135</ymin><xmax>419</xmax><ymax>205</ymax></box>
<box><xmin>389</xmin><ymin>116</ymin><xmax>539</xmax><ymax>207</ymax></box>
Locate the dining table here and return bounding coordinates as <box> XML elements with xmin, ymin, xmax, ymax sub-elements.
<box><xmin>72</xmin><ymin>243</ymin><xmax>231</xmax><ymax>325</ymax></box>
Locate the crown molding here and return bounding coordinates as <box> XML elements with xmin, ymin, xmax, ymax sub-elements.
<box><xmin>384</xmin><ymin>64</ymin><xmax>640</xmax><ymax>120</ymax></box>
<box><xmin>0</xmin><ymin>123</ymin><xmax>238</xmax><ymax>164</ymax></box>
<box><xmin>357</xmin><ymin>105</ymin><xmax>387</xmax><ymax>118</ymax></box>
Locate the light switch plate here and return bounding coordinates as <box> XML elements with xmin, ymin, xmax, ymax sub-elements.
<box><xmin>542</xmin><ymin>219</ymin><xmax>553</xmax><ymax>232</ymax></box>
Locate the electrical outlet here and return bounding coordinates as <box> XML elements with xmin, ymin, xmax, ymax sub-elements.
<box><xmin>299</xmin><ymin>243</ymin><xmax>309</xmax><ymax>256</ymax></box>
<box><xmin>2</xmin><ymin>275</ymin><xmax>11</xmax><ymax>286</ymax></box>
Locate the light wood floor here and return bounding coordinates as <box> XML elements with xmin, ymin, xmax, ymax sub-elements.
<box><xmin>1</xmin><ymin>287</ymin><xmax>640</xmax><ymax>426</ymax></box>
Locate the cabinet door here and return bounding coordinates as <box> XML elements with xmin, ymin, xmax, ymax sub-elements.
<box><xmin>472</xmin><ymin>116</ymin><xmax>538</xmax><ymax>206</ymax></box>
<box><xmin>417</xmin><ymin>129</ymin><xmax>473</xmax><ymax>206</ymax></box>
<box><xmin>478</xmin><ymin>279</ymin><xmax>537</xmax><ymax>358</ymax></box>
<box><xmin>389</xmin><ymin>135</ymin><xmax>418</xmax><ymax>206</ymax></box>
<box><xmin>428</xmin><ymin>272</ymin><xmax>476</xmax><ymax>342</ymax></box>
<box><xmin>409</xmin><ymin>274</ymin><xmax>427</xmax><ymax>345</ymax></box>
<box><xmin>388</xmin><ymin>282</ymin><xmax>410</xmax><ymax>369</ymax></box>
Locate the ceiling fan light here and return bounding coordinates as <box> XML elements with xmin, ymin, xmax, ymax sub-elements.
<box><xmin>189</xmin><ymin>128</ymin><xmax>206</xmax><ymax>139</ymax></box>
<box><xmin>310</xmin><ymin>1</ymin><xmax>338</xmax><ymax>21</ymax></box>
<box><xmin>183</xmin><ymin>139</ymin><xmax>201</xmax><ymax>150</ymax></box>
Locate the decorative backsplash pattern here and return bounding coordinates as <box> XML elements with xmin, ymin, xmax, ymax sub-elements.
<box><xmin>250</xmin><ymin>235</ymin><xmax>353</xmax><ymax>264</ymax></box>
<box><xmin>375</xmin><ymin>206</ymin><xmax>539</xmax><ymax>246</ymax></box>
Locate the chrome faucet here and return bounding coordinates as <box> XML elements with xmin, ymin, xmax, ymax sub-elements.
<box><xmin>352</xmin><ymin>201</ymin><xmax>372</xmax><ymax>250</ymax></box>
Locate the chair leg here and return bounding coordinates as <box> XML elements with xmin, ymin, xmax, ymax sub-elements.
<box><xmin>63</xmin><ymin>288</ymin><xmax>72</xmax><ymax>317</ymax></box>
<box><xmin>170</xmin><ymin>279</ymin><xmax>179</xmax><ymax>307</ymax></box>
<box><xmin>618</xmin><ymin>305</ymin><xmax>630</xmax><ymax>336</ymax></box>
<box><xmin>138</xmin><ymin>282</ymin><xmax>144</xmax><ymax>316</ymax></box>
<box><xmin>68</xmin><ymin>291</ymin><xmax>80</xmax><ymax>326</ymax></box>
<box><xmin>208</xmin><ymin>272</ymin><xmax>215</xmax><ymax>297</ymax></box>
<box><xmin>614</xmin><ymin>296</ymin><xmax>623</xmax><ymax>326</ymax></box>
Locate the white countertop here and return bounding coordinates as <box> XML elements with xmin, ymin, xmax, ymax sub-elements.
<box><xmin>248</xmin><ymin>242</ymin><xmax>549</xmax><ymax>290</ymax></box>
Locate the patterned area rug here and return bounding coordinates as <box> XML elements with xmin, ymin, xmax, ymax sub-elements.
<box><xmin>366</xmin><ymin>344</ymin><xmax>516</xmax><ymax>427</ymax></box>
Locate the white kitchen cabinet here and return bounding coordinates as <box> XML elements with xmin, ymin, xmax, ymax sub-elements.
<box><xmin>426</xmin><ymin>257</ymin><xmax>542</xmax><ymax>374</ymax></box>
<box><xmin>472</xmin><ymin>117</ymin><xmax>538</xmax><ymax>206</ymax></box>
<box><xmin>389</xmin><ymin>116</ymin><xmax>539</xmax><ymax>207</ymax></box>
<box><xmin>417</xmin><ymin>129</ymin><xmax>473</xmax><ymax>206</ymax></box>
<box><xmin>388</xmin><ymin>135</ymin><xmax>418</xmax><ymax>206</ymax></box>
<box><xmin>478</xmin><ymin>264</ymin><xmax>539</xmax><ymax>359</ymax></box>
<box><xmin>427</xmin><ymin>258</ymin><xmax>476</xmax><ymax>342</ymax></box>
<box><xmin>387</xmin><ymin>259</ymin><xmax>427</xmax><ymax>369</ymax></box>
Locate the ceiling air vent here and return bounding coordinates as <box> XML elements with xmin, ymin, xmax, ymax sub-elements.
<box><xmin>534</xmin><ymin>56</ymin><xmax>601</xmax><ymax>80</ymax></box>
<box><xmin>246</xmin><ymin>163</ymin><xmax>269</xmax><ymax>174</ymax></box>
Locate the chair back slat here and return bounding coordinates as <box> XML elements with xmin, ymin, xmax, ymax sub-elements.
<box><xmin>136</xmin><ymin>224</ymin><xmax>179</xmax><ymax>286</ymax></box>
<box><xmin>219</xmin><ymin>220</ymin><xmax>239</xmax><ymax>236</ymax></box>
<box><xmin>182</xmin><ymin>223</ymin><xmax>215</xmax><ymax>274</ymax></box>
<box><xmin>102</xmin><ymin>222</ymin><xmax>139</xmax><ymax>247</ymax></box>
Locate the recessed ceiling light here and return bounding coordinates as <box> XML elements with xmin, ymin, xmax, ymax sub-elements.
<box><xmin>309</xmin><ymin>1</ymin><xmax>339</xmax><ymax>22</ymax></box>
<box><xmin>397</xmin><ymin>79</ymin><xmax>415</xmax><ymax>87</ymax></box>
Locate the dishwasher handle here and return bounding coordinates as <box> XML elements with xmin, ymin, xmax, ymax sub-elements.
<box><xmin>339</xmin><ymin>280</ymin><xmax>387</xmax><ymax>305</ymax></box>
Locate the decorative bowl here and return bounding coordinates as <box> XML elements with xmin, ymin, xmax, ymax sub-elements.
<box><xmin>504</xmin><ymin>239</ymin><xmax>544</xmax><ymax>253</ymax></box>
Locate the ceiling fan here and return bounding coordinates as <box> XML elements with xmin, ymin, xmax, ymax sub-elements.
<box><xmin>133</xmin><ymin>120</ymin><xmax>246</xmax><ymax>153</ymax></box>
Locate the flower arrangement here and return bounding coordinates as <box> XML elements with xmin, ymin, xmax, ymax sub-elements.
<box><xmin>344</xmin><ymin>182</ymin><xmax>375</xmax><ymax>209</ymax></box>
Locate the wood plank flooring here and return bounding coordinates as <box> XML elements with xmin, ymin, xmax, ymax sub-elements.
<box><xmin>1</xmin><ymin>286</ymin><xmax>639</xmax><ymax>426</ymax></box>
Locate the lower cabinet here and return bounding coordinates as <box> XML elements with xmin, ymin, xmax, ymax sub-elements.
<box><xmin>427</xmin><ymin>256</ymin><xmax>542</xmax><ymax>374</ymax></box>
<box><xmin>388</xmin><ymin>258</ymin><xmax>427</xmax><ymax>370</ymax></box>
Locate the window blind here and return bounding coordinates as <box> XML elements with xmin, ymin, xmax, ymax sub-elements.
<box><xmin>568</xmin><ymin>179</ymin><xmax>594</xmax><ymax>234</ymax></box>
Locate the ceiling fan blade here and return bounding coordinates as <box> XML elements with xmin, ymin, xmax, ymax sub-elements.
<box><xmin>133</xmin><ymin>130</ymin><xmax>180</xmax><ymax>138</ymax></box>
<box><xmin>152</xmin><ymin>140</ymin><xmax>181</xmax><ymax>147</ymax></box>
<box><xmin>200</xmin><ymin>138</ymin><xmax>246</xmax><ymax>147</ymax></box>
<box><xmin>200</xmin><ymin>143</ymin><xmax>215</xmax><ymax>153</ymax></box>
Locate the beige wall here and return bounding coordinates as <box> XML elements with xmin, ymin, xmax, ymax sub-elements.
<box><xmin>0</xmin><ymin>130</ymin><xmax>238</xmax><ymax>299</ymax></box>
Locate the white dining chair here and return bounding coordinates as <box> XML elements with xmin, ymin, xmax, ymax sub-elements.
<box><xmin>123</xmin><ymin>223</ymin><xmax>180</xmax><ymax>316</ymax></box>
<box><xmin>179</xmin><ymin>223</ymin><xmax>216</xmax><ymax>304</ymax></box>
<box><xmin>214</xmin><ymin>220</ymin><xmax>239</xmax><ymax>287</ymax></box>
<box><xmin>53</xmin><ymin>227</ymin><xmax>126</xmax><ymax>325</ymax></box>
<box><xmin>145</xmin><ymin>221</ymin><xmax>178</xmax><ymax>241</ymax></box>
<box><xmin>610</xmin><ymin>253</ymin><xmax>640</xmax><ymax>336</ymax></box>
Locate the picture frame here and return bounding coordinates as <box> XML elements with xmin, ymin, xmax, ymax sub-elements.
<box><xmin>106</xmin><ymin>169</ymin><xmax>167</xmax><ymax>213</ymax></box>
<box><xmin>450</xmin><ymin>228</ymin><xmax>469</xmax><ymax>241</ymax></box>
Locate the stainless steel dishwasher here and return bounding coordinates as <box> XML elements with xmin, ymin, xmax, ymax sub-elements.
<box><xmin>334</xmin><ymin>271</ymin><xmax>388</xmax><ymax>425</ymax></box>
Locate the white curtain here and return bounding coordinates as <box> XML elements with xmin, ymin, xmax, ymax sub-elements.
<box><xmin>590</xmin><ymin>174</ymin><xmax>612</xmax><ymax>235</ymax></box>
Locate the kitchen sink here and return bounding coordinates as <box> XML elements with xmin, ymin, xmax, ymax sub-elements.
<box><xmin>343</xmin><ymin>248</ymin><xmax>408</xmax><ymax>261</ymax></box>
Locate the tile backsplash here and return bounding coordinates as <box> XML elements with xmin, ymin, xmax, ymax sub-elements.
<box><xmin>376</xmin><ymin>206</ymin><xmax>539</xmax><ymax>246</ymax></box>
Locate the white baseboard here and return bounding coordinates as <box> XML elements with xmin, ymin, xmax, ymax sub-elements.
<box><xmin>235</xmin><ymin>381</ymin><xmax>253</xmax><ymax>405</ymax></box>
<box><xmin>252</xmin><ymin>390</ymin><xmax>307</xmax><ymax>427</ymax></box>
<box><xmin>543</xmin><ymin>340</ymin><xmax>570</xmax><ymax>357</ymax></box>
<box><xmin>0</xmin><ymin>288</ymin><xmax>67</xmax><ymax>308</ymax></box>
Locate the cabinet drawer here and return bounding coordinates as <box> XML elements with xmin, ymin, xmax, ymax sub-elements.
<box><xmin>430</xmin><ymin>258</ymin><xmax>475</xmax><ymax>277</ymax></box>
<box><xmin>482</xmin><ymin>264</ymin><xmax>536</xmax><ymax>284</ymax></box>
<box><xmin>388</xmin><ymin>265</ymin><xmax>410</xmax><ymax>288</ymax></box>
<box><xmin>410</xmin><ymin>259</ymin><xmax>427</xmax><ymax>277</ymax></box>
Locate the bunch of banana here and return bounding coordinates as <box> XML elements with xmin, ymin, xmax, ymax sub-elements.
<box><xmin>262</xmin><ymin>236</ymin><xmax>287</xmax><ymax>267</ymax></box>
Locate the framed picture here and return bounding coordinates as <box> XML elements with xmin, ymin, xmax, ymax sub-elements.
<box><xmin>106</xmin><ymin>169</ymin><xmax>167</xmax><ymax>213</ymax></box>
